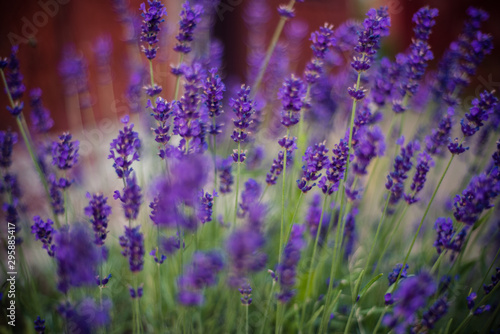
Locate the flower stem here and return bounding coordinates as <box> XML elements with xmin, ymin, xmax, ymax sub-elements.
<box><xmin>259</xmin><ymin>281</ymin><xmax>276</xmax><ymax>334</ymax></box>
<box><xmin>374</xmin><ymin>201</ymin><xmax>407</xmax><ymax>273</ymax></box>
<box><xmin>245</xmin><ymin>304</ymin><xmax>249</xmax><ymax>334</ymax></box>
<box><xmin>278</xmin><ymin>129</ymin><xmax>290</xmax><ymax>265</ymax></box>
<box><xmin>373</xmin><ymin>307</ymin><xmax>388</xmax><ymax>334</ymax></box>
<box><xmin>233</xmin><ymin>142</ymin><xmax>241</xmax><ymax>230</ymax></box>
<box><xmin>394</xmin><ymin>151</ymin><xmax>456</xmax><ymax>288</ymax></box>
<box><xmin>300</xmin><ymin>193</ymin><xmax>329</xmax><ymax>329</ymax></box>
<box><xmin>251</xmin><ymin>0</ymin><xmax>296</xmax><ymax>98</ymax></box>
<box><xmin>173</xmin><ymin>54</ymin><xmax>185</xmax><ymax>101</ymax></box>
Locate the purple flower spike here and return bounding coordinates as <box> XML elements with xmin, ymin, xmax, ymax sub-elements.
<box><xmin>279</xmin><ymin>74</ymin><xmax>307</xmax><ymax>128</ymax></box>
<box><xmin>4</xmin><ymin>46</ymin><xmax>26</xmax><ymax>116</ymax></box>
<box><xmin>467</xmin><ymin>292</ymin><xmax>477</xmax><ymax>310</ymax></box>
<box><xmin>55</xmin><ymin>224</ymin><xmax>100</xmax><ymax>294</ymax></box>
<box><xmin>120</xmin><ymin>225</ymin><xmax>145</xmax><ymax>272</ymax></box>
<box><xmin>239</xmin><ymin>283</ymin><xmax>252</xmax><ymax>305</ymax></box>
<box><xmin>353</xmin><ymin>126</ymin><xmax>385</xmax><ymax>176</ymax></box>
<box><xmin>483</xmin><ymin>268</ymin><xmax>500</xmax><ymax>295</ymax></box>
<box><xmin>304</xmin><ymin>23</ymin><xmax>336</xmax><ymax>84</ymax></box>
<box><xmin>178</xmin><ymin>251</ymin><xmax>224</xmax><ymax>306</ymax></box>
<box><xmin>203</xmin><ymin>67</ymin><xmax>225</xmax><ymax>136</ymax></box>
<box><xmin>276</xmin><ymin>224</ymin><xmax>306</xmax><ymax>303</ymax></box>
<box><xmin>425</xmin><ymin>107</ymin><xmax>454</xmax><ymax>156</ymax></box>
<box><xmin>433</xmin><ymin>217</ymin><xmax>468</xmax><ymax>260</ymax></box>
<box><xmin>150</xmin><ymin>248</ymin><xmax>166</xmax><ymax>265</ymax></box>
<box><xmin>404</xmin><ymin>151</ymin><xmax>434</xmax><ymax>204</ymax></box>
<box><xmin>0</xmin><ymin>130</ymin><xmax>17</xmax><ymax>168</ymax></box>
<box><xmin>318</xmin><ymin>138</ymin><xmax>349</xmax><ymax>195</ymax></box>
<box><xmin>217</xmin><ymin>155</ymin><xmax>234</xmax><ymax>194</ymax></box>
<box><xmin>351</xmin><ymin>7</ymin><xmax>391</xmax><ymax>72</ymax></box>
<box><xmin>52</xmin><ymin>133</ymin><xmax>79</xmax><ymax>170</ymax></box>
<box><xmin>266</xmin><ymin>136</ymin><xmax>297</xmax><ymax>186</ymax></box>
<box><xmin>460</xmin><ymin>90</ymin><xmax>498</xmax><ymax>137</ymax></box>
<box><xmin>388</xmin><ymin>263</ymin><xmax>408</xmax><ymax>286</ymax></box>
<box><xmin>420</xmin><ymin>297</ymin><xmax>448</xmax><ymax>330</ymax></box>
<box><xmin>114</xmin><ymin>173</ymin><xmax>142</xmax><ymax>221</ymax></box>
<box><xmin>84</xmin><ymin>192</ymin><xmax>112</xmax><ymax>246</ymax></box>
<box><xmin>148</xmin><ymin>97</ymin><xmax>172</xmax><ymax>158</ymax></box>
<box><xmin>174</xmin><ymin>1</ymin><xmax>203</xmax><ymax>55</ymax></box>
<box><xmin>31</xmin><ymin>216</ymin><xmax>56</xmax><ymax>257</ymax></box>
<box><xmin>297</xmin><ymin>142</ymin><xmax>329</xmax><ymax>193</ymax></box>
<box><xmin>108</xmin><ymin>115</ymin><xmax>141</xmax><ymax>178</ymax></box>
<box><xmin>231</xmin><ymin>85</ymin><xmax>255</xmax><ymax>144</ymax></box>
<box><xmin>383</xmin><ymin>272</ymin><xmax>436</xmax><ymax>333</ymax></box>
<box><xmin>29</xmin><ymin>88</ymin><xmax>54</xmax><ymax>133</ymax></box>
<box><xmin>34</xmin><ymin>316</ymin><xmax>45</xmax><ymax>333</ymax></box>
<box><xmin>238</xmin><ymin>178</ymin><xmax>261</xmax><ymax>218</ymax></box>
<box><xmin>140</xmin><ymin>0</ymin><xmax>167</xmax><ymax>60</ymax></box>
<box><xmin>197</xmin><ymin>190</ymin><xmax>216</xmax><ymax>224</ymax></box>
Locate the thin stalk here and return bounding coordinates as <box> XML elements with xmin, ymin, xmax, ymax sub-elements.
<box><xmin>245</xmin><ymin>304</ymin><xmax>249</xmax><ymax>334</ymax></box>
<box><xmin>173</xmin><ymin>54</ymin><xmax>185</xmax><ymax>101</ymax></box>
<box><xmin>374</xmin><ymin>203</ymin><xmax>408</xmax><ymax>273</ymax></box>
<box><xmin>250</xmin><ymin>0</ymin><xmax>296</xmax><ymax>98</ymax></box>
<box><xmin>212</xmin><ymin>130</ymin><xmax>218</xmax><ymax>241</ymax></box>
<box><xmin>233</xmin><ymin>142</ymin><xmax>241</xmax><ymax>230</ymax></box>
<box><xmin>259</xmin><ymin>281</ymin><xmax>276</xmax><ymax>334</ymax></box>
<box><xmin>282</xmin><ymin>192</ymin><xmax>303</xmax><ymax>247</ymax></box>
<box><xmin>394</xmin><ymin>150</ymin><xmax>457</xmax><ymax>288</ymax></box>
<box><xmin>373</xmin><ymin>307</ymin><xmax>388</xmax><ymax>334</ymax></box>
<box><xmin>344</xmin><ymin>304</ymin><xmax>356</xmax><ymax>334</ymax></box>
<box><xmin>478</xmin><ymin>246</ymin><xmax>500</xmax><ymax>291</ymax></box>
<box><xmin>362</xmin><ymin>193</ymin><xmax>391</xmax><ymax>278</ymax></box>
<box><xmin>278</xmin><ymin>129</ymin><xmax>290</xmax><ymax>265</ymax></box>
<box><xmin>300</xmin><ymin>193</ymin><xmax>329</xmax><ymax>329</ymax></box>
<box><xmin>295</xmin><ymin>84</ymin><xmax>312</xmax><ymax>164</ymax></box>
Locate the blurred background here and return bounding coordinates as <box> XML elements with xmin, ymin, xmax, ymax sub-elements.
<box><xmin>1</xmin><ymin>0</ymin><xmax>499</xmax><ymax>132</ymax></box>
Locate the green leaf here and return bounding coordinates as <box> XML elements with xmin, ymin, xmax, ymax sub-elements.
<box><xmin>306</xmin><ymin>305</ymin><xmax>324</xmax><ymax>327</ymax></box>
<box><xmin>353</xmin><ymin>269</ymin><xmax>365</xmax><ymax>303</ymax></box>
<box><xmin>359</xmin><ymin>273</ymin><xmax>383</xmax><ymax>300</ymax></box>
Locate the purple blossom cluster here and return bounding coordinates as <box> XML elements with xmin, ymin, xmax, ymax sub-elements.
<box><xmin>31</xmin><ymin>216</ymin><xmax>56</xmax><ymax>257</ymax></box>
<box><xmin>460</xmin><ymin>90</ymin><xmax>498</xmax><ymax>137</ymax></box>
<box><xmin>266</xmin><ymin>136</ymin><xmax>296</xmax><ymax>186</ymax></box>
<box><xmin>433</xmin><ymin>217</ymin><xmax>468</xmax><ymax>260</ymax></box>
<box><xmin>3</xmin><ymin>46</ymin><xmax>25</xmax><ymax>116</ymax></box>
<box><xmin>114</xmin><ymin>173</ymin><xmax>142</xmax><ymax>221</ymax></box>
<box><xmin>318</xmin><ymin>138</ymin><xmax>349</xmax><ymax>195</ymax></box>
<box><xmin>352</xmin><ymin>126</ymin><xmax>385</xmax><ymax>176</ymax></box>
<box><xmin>148</xmin><ymin>96</ymin><xmax>172</xmax><ymax>158</ymax></box>
<box><xmin>202</xmin><ymin>67</ymin><xmax>225</xmax><ymax>136</ymax></box>
<box><xmin>84</xmin><ymin>192</ymin><xmax>112</xmax><ymax>246</ymax></box>
<box><xmin>305</xmin><ymin>193</ymin><xmax>330</xmax><ymax>240</ymax></box>
<box><xmin>119</xmin><ymin>225</ymin><xmax>145</xmax><ymax>272</ymax></box>
<box><xmin>230</xmin><ymin>85</ymin><xmax>255</xmax><ymax>145</ymax></box>
<box><xmin>51</xmin><ymin>133</ymin><xmax>79</xmax><ymax>170</ymax></box>
<box><xmin>29</xmin><ymin>88</ymin><xmax>54</xmax><ymax>134</ymax></box>
<box><xmin>404</xmin><ymin>151</ymin><xmax>434</xmax><ymax>204</ymax></box>
<box><xmin>139</xmin><ymin>0</ymin><xmax>167</xmax><ymax>60</ymax></box>
<box><xmin>0</xmin><ymin>130</ymin><xmax>17</xmax><ymax>168</ymax></box>
<box><xmin>197</xmin><ymin>190</ymin><xmax>216</xmax><ymax>224</ymax></box>
<box><xmin>304</xmin><ymin>24</ymin><xmax>335</xmax><ymax>84</ymax></box>
<box><xmin>278</xmin><ymin>74</ymin><xmax>307</xmax><ymax>127</ymax></box>
<box><xmin>173</xmin><ymin>1</ymin><xmax>203</xmax><ymax>55</ymax></box>
<box><xmin>108</xmin><ymin>116</ymin><xmax>141</xmax><ymax>178</ymax></box>
<box><xmin>217</xmin><ymin>155</ymin><xmax>233</xmax><ymax>194</ymax></box>
<box><xmin>388</xmin><ymin>263</ymin><xmax>408</xmax><ymax>286</ymax></box>
<box><xmin>425</xmin><ymin>107</ymin><xmax>454</xmax><ymax>156</ymax></box>
<box><xmin>178</xmin><ymin>251</ymin><xmax>223</xmax><ymax>306</ymax></box>
<box><xmin>297</xmin><ymin>142</ymin><xmax>329</xmax><ymax>193</ymax></box>
<box><xmin>276</xmin><ymin>224</ymin><xmax>306</xmax><ymax>303</ymax></box>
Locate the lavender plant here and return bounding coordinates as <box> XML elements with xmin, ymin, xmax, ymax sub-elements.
<box><xmin>2</xmin><ymin>2</ymin><xmax>500</xmax><ymax>334</ymax></box>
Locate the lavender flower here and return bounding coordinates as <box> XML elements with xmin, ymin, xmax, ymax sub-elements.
<box><xmin>276</xmin><ymin>224</ymin><xmax>306</xmax><ymax>303</ymax></box>
<box><xmin>230</xmin><ymin>85</ymin><xmax>255</xmax><ymax>144</ymax></box>
<box><xmin>4</xmin><ymin>46</ymin><xmax>25</xmax><ymax>116</ymax></box>
<box><xmin>202</xmin><ymin>67</ymin><xmax>225</xmax><ymax>136</ymax></box>
<box><xmin>108</xmin><ymin>115</ymin><xmax>141</xmax><ymax>178</ymax></box>
<box><xmin>278</xmin><ymin>74</ymin><xmax>307</xmax><ymax>127</ymax></box>
<box><xmin>173</xmin><ymin>63</ymin><xmax>206</xmax><ymax>154</ymax></box>
<box><xmin>467</xmin><ymin>292</ymin><xmax>477</xmax><ymax>309</ymax></box>
<box><xmin>173</xmin><ymin>1</ymin><xmax>203</xmax><ymax>55</ymax></box>
<box><xmin>318</xmin><ymin>138</ymin><xmax>349</xmax><ymax>195</ymax></box>
<box><xmin>197</xmin><ymin>190</ymin><xmax>216</xmax><ymax>224</ymax></box>
<box><xmin>304</xmin><ymin>24</ymin><xmax>335</xmax><ymax>84</ymax></box>
<box><xmin>114</xmin><ymin>173</ymin><xmax>142</xmax><ymax>221</ymax></box>
<box><xmin>351</xmin><ymin>7</ymin><xmax>391</xmax><ymax>72</ymax></box>
<box><xmin>343</xmin><ymin>208</ymin><xmax>358</xmax><ymax>258</ymax></box>
<box><xmin>55</xmin><ymin>224</ymin><xmax>100</xmax><ymax>293</ymax></box>
<box><xmin>297</xmin><ymin>142</ymin><xmax>329</xmax><ymax>193</ymax></box>
<box><xmin>31</xmin><ymin>216</ymin><xmax>56</xmax><ymax>257</ymax></box>
<box><xmin>52</xmin><ymin>133</ymin><xmax>79</xmax><ymax>170</ymax></box>
<box><xmin>84</xmin><ymin>192</ymin><xmax>112</xmax><ymax>246</ymax></box>
<box><xmin>150</xmin><ymin>248</ymin><xmax>166</xmax><ymax>264</ymax></box>
<box><xmin>404</xmin><ymin>151</ymin><xmax>434</xmax><ymax>204</ymax></box>
<box><xmin>385</xmin><ymin>138</ymin><xmax>420</xmax><ymax>206</ymax></box>
<box><xmin>425</xmin><ymin>107</ymin><xmax>454</xmax><ymax>156</ymax></box>
<box><xmin>433</xmin><ymin>217</ymin><xmax>468</xmax><ymax>260</ymax></box>
<box><xmin>483</xmin><ymin>268</ymin><xmax>499</xmax><ymax>295</ymax></box>
<box><xmin>383</xmin><ymin>272</ymin><xmax>436</xmax><ymax>334</ymax></box>
<box><xmin>139</xmin><ymin>0</ymin><xmax>167</xmax><ymax>60</ymax></box>
<box><xmin>178</xmin><ymin>251</ymin><xmax>224</xmax><ymax>306</ymax></box>
<box><xmin>453</xmin><ymin>171</ymin><xmax>499</xmax><ymax>226</ymax></box>
<box><xmin>119</xmin><ymin>225</ymin><xmax>145</xmax><ymax>272</ymax></box>
<box><xmin>352</xmin><ymin>126</ymin><xmax>385</xmax><ymax>175</ymax></box>
<box><xmin>238</xmin><ymin>178</ymin><xmax>261</xmax><ymax>218</ymax></box>
<box><xmin>226</xmin><ymin>229</ymin><xmax>266</xmax><ymax>287</ymax></box>
<box><xmin>0</xmin><ymin>130</ymin><xmax>17</xmax><ymax>168</ymax></box>
<box><xmin>29</xmin><ymin>88</ymin><xmax>54</xmax><ymax>133</ymax></box>
<box><xmin>217</xmin><ymin>155</ymin><xmax>233</xmax><ymax>194</ymax></box>
<box><xmin>388</xmin><ymin>264</ymin><xmax>408</xmax><ymax>286</ymax></box>
<box><xmin>160</xmin><ymin>234</ymin><xmax>184</xmax><ymax>255</ymax></box>
<box><xmin>49</xmin><ymin>174</ymin><xmax>66</xmax><ymax>215</ymax></box>
<box><xmin>34</xmin><ymin>316</ymin><xmax>45</xmax><ymax>333</ymax></box>
<box><xmin>148</xmin><ymin>96</ymin><xmax>172</xmax><ymax>158</ymax></box>
<box><xmin>239</xmin><ymin>283</ymin><xmax>252</xmax><ymax>305</ymax></box>
<box><xmin>460</xmin><ymin>90</ymin><xmax>498</xmax><ymax>137</ymax></box>
<box><xmin>420</xmin><ymin>297</ymin><xmax>448</xmax><ymax>330</ymax></box>
<box><xmin>266</xmin><ymin>136</ymin><xmax>296</xmax><ymax>186</ymax></box>
<box><xmin>305</xmin><ymin>193</ymin><xmax>330</xmax><ymax>240</ymax></box>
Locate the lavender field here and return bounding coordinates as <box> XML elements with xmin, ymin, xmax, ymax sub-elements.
<box><xmin>0</xmin><ymin>0</ymin><xmax>499</xmax><ymax>333</ymax></box>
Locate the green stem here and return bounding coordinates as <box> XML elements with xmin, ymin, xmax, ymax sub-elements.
<box><xmin>394</xmin><ymin>151</ymin><xmax>457</xmax><ymax>288</ymax></box>
<box><xmin>300</xmin><ymin>193</ymin><xmax>329</xmax><ymax>329</ymax></box>
<box><xmin>173</xmin><ymin>54</ymin><xmax>185</xmax><ymax>101</ymax></box>
<box><xmin>295</xmin><ymin>84</ymin><xmax>312</xmax><ymax>164</ymax></box>
<box><xmin>233</xmin><ymin>142</ymin><xmax>241</xmax><ymax>230</ymax></box>
<box><xmin>245</xmin><ymin>304</ymin><xmax>249</xmax><ymax>334</ymax></box>
<box><xmin>250</xmin><ymin>0</ymin><xmax>296</xmax><ymax>98</ymax></box>
<box><xmin>259</xmin><ymin>281</ymin><xmax>276</xmax><ymax>334</ymax></box>
<box><xmin>374</xmin><ymin>203</ymin><xmax>408</xmax><ymax>273</ymax></box>
<box><xmin>278</xmin><ymin>129</ymin><xmax>290</xmax><ymax>265</ymax></box>
<box><xmin>344</xmin><ymin>304</ymin><xmax>356</xmax><ymax>334</ymax></box>
<box><xmin>373</xmin><ymin>307</ymin><xmax>388</xmax><ymax>334</ymax></box>
<box><xmin>362</xmin><ymin>193</ymin><xmax>391</xmax><ymax>278</ymax></box>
